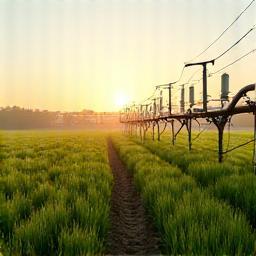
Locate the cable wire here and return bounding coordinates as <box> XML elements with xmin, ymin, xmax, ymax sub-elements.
<box><xmin>209</xmin><ymin>48</ymin><xmax>256</xmax><ymax>75</ymax></box>
<box><xmin>188</xmin><ymin>0</ymin><xmax>255</xmax><ymax>62</ymax></box>
<box><xmin>139</xmin><ymin>87</ymin><xmax>158</xmax><ymax>105</ymax></box>
<box><xmin>192</xmin><ymin>121</ymin><xmax>213</xmax><ymax>142</ymax></box>
<box><xmin>223</xmin><ymin>138</ymin><xmax>255</xmax><ymax>154</ymax></box>
<box><xmin>156</xmin><ymin>65</ymin><xmax>186</xmax><ymax>90</ymax></box>
<box><xmin>187</xmin><ymin>68</ymin><xmax>201</xmax><ymax>84</ymax></box>
<box><xmin>214</xmin><ymin>25</ymin><xmax>256</xmax><ymax>61</ymax></box>
<box><xmin>173</xmin><ymin>65</ymin><xmax>186</xmax><ymax>84</ymax></box>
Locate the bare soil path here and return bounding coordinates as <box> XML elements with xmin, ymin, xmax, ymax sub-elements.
<box><xmin>107</xmin><ymin>138</ymin><xmax>160</xmax><ymax>255</ymax></box>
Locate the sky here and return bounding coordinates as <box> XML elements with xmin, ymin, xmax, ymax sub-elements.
<box><xmin>0</xmin><ymin>0</ymin><xmax>255</xmax><ymax>112</ymax></box>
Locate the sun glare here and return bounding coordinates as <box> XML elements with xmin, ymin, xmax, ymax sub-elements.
<box><xmin>115</xmin><ymin>92</ymin><xmax>129</xmax><ymax>109</ymax></box>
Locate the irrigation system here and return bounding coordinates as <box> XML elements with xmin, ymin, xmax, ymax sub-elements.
<box><xmin>120</xmin><ymin>78</ymin><xmax>256</xmax><ymax>164</ymax></box>
<box><xmin>120</xmin><ymin>0</ymin><xmax>256</xmax><ymax>168</ymax></box>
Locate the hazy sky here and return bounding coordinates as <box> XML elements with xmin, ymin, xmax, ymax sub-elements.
<box><xmin>0</xmin><ymin>0</ymin><xmax>255</xmax><ymax>111</ymax></box>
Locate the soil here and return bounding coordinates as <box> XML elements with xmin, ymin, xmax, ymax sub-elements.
<box><xmin>107</xmin><ymin>138</ymin><xmax>160</xmax><ymax>255</ymax></box>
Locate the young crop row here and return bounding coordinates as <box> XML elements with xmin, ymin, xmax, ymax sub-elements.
<box><xmin>0</xmin><ymin>131</ymin><xmax>112</xmax><ymax>255</ymax></box>
<box><xmin>134</xmin><ymin>132</ymin><xmax>256</xmax><ymax>229</ymax></box>
<box><xmin>111</xmin><ymin>135</ymin><xmax>255</xmax><ymax>254</ymax></box>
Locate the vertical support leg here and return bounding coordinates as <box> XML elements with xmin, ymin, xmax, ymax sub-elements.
<box><xmin>143</xmin><ymin>124</ymin><xmax>146</xmax><ymax>142</ymax></box>
<box><xmin>143</xmin><ymin>122</ymin><xmax>149</xmax><ymax>142</ymax></box>
<box><xmin>186</xmin><ymin>118</ymin><xmax>192</xmax><ymax>151</ymax></box>
<box><xmin>139</xmin><ymin>123</ymin><xmax>142</xmax><ymax>141</ymax></box>
<box><xmin>157</xmin><ymin>122</ymin><xmax>160</xmax><ymax>141</ymax></box>
<box><xmin>142</xmin><ymin>122</ymin><xmax>150</xmax><ymax>142</ymax></box>
<box><xmin>212</xmin><ymin>117</ymin><xmax>228</xmax><ymax>163</ymax></box>
<box><xmin>171</xmin><ymin>119</ymin><xmax>175</xmax><ymax>145</ymax></box>
<box><xmin>217</xmin><ymin>125</ymin><xmax>224</xmax><ymax>163</ymax></box>
<box><xmin>152</xmin><ymin>122</ymin><xmax>155</xmax><ymax>141</ymax></box>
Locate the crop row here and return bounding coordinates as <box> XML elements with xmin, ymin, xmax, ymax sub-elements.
<box><xmin>0</xmin><ymin>132</ymin><xmax>112</xmax><ymax>255</ymax></box>
<box><xmin>134</xmin><ymin>132</ymin><xmax>256</xmax><ymax>228</ymax></box>
<box><xmin>111</xmin><ymin>135</ymin><xmax>255</xmax><ymax>254</ymax></box>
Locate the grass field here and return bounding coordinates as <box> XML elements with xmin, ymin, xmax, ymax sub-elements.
<box><xmin>112</xmin><ymin>132</ymin><xmax>256</xmax><ymax>254</ymax></box>
<box><xmin>132</xmin><ymin>131</ymin><xmax>256</xmax><ymax>229</ymax></box>
<box><xmin>0</xmin><ymin>131</ymin><xmax>112</xmax><ymax>255</ymax></box>
<box><xmin>0</xmin><ymin>130</ymin><xmax>256</xmax><ymax>254</ymax></box>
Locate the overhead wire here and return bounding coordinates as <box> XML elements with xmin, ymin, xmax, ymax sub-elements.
<box><xmin>209</xmin><ymin>48</ymin><xmax>256</xmax><ymax>76</ymax></box>
<box><xmin>133</xmin><ymin>22</ymin><xmax>256</xmax><ymax>109</ymax></box>
<box><xmin>186</xmin><ymin>68</ymin><xmax>201</xmax><ymax>84</ymax></box>
<box><xmin>172</xmin><ymin>65</ymin><xmax>186</xmax><ymax>84</ymax></box>
<box><xmin>188</xmin><ymin>0</ymin><xmax>255</xmax><ymax>62</ymax></box>
<box><xmin>139</xmin><ymin>87</ymin><xmax>158</xmax><ymax>105</ymax></box>
<box><xmin>214</xmin><ymin>24</ymin><xmax>256</xmax><ymax>61</ymax></box>
<box><xmin>156</xmin><ymin>65</ymin><xmax>186</xmax><ymax>90</ymax></box>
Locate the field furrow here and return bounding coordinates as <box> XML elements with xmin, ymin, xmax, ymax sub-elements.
<box><xmin>111</xmin><ymin>134</ymin><xmax>255</xmax><ymax>254</ymax></box>
<box><xmin>106</xmin><ymin>138</ymin><xmax>159</xmax><ymax>255</ymax></box>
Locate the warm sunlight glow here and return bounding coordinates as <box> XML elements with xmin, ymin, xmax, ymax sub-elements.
<box><xmin>0</xmin><ymin>1</ymin><xmax>255</xmax><ymax>112</ymax></box>
<box><xmin>115</xmin><ymin>92</ymin><xmax>130</xmax><ymax>109</ymax></box>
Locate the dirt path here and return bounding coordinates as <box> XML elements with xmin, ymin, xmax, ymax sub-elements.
<box><xmin>107</xmin><ymin>139</ymin><xmax>160</xmax><ymax>255</ymax></box>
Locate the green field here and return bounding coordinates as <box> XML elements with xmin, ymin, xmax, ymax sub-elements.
<box><xmin>0</xmin><ymin>130</ymin><xmax>256</xmax><ymax>255</ymax></box>
<box><xmin>0</xmin><ymin>131</ymin><xmax>112</xmax><ymax>255</ymax></box>
<box><xmin>112</xmin><ymin>131</ymin><xmax>256</xmax><ymax>254</ymax></box>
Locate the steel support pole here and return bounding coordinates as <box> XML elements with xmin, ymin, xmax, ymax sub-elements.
<box><xmin>169</xmin><ymin>85</ymin><xmax>172</xmax><ymax>115</ymax></box>
<box><xmin>202</xmin><ymin>63</ymin><xmax>207</xmax><ymax>112</ymax></box>
<box><xmin>152</xmin><ymin>123</ymin><xmax>155</xmax><ymax>141</ymax></box>
<box><xmin>157</xmin><ymin>122</ymin><xmax>160</xmax><ymax>141</ymax></box>
<box><xmin>185</xmin><ymin>59</ymin><xmax>214</xmax><ymax>113</ymax></box>
<box><xmin>218</xmin><ymin>125</ymin><xmax>224</xmax><ymax>163</ymax></box>
<box><xmin>171</xmin><ymin>120</ymin><xmax>175</xmax><ymax>145</ymax></box>
<box><xmin>212</xmin><ymin>117</ymin><xmax>228</xmax><ymax>163</ymax></box>
<box><xmin>187</xmin><ymin>118</ymin><xmax>192</xmax><ymax>151</ymax></box>
<box><xmin>139</xmin><ymin>123</ymin><xmax>142</xmax><ymax>141</ymax></box>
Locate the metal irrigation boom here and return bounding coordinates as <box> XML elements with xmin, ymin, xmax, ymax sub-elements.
<box><xmin>120</xmin><ymin>83</ymin><xmax>256</xmax><ymax>165</ymax></box>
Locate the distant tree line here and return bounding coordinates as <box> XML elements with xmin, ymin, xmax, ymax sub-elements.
<box><xmin>0</xmin><ymin>106</ymin><xmax>58</xmax><ymax>129</ymax></box>
<box><xmin>0</xmin><ymin>106</ymin><xmax>119</xmax><ymax>130</ymax></box>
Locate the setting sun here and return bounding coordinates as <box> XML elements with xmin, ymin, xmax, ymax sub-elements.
<box><xmin>115</xmin><ymin>92</ymin><xmax>130</xmax><ymax>109</ymax></box>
